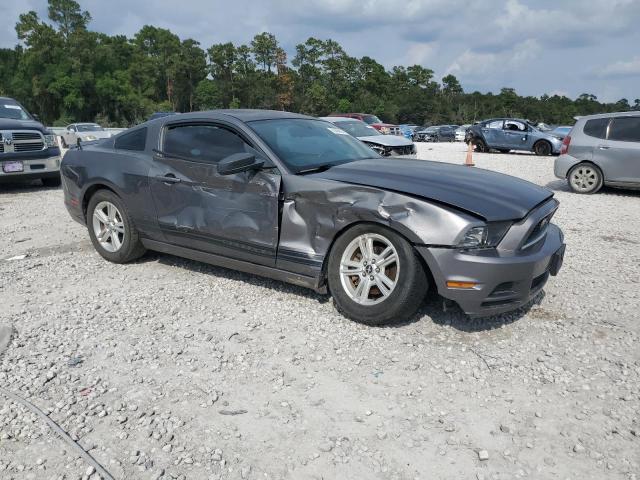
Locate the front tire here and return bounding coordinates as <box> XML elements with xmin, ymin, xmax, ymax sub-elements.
<box><xmin>474</xmin><ymin>138</ymin><xmax>489</xmax><ymax>153</ymax></box>
<box><xmin>534</xmin><ymin>141</ymin><xmax>551</xmax><ymax>156</ymax></box>
<box><xmin>327</xmin><ymin>224</ymin><xmax>428</xmax><ymax>325</ymax></box>
<box><xmin>568</xmin><ymin>163</ymin><xmax>603</xmax><ymax>194</ymax></box>
<box><xmin>87</xmin><ymin>190</ymin><xmax>146</xmax><ymax>263</ymax></box>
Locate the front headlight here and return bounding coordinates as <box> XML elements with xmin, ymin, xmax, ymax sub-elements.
<box><xmin>85</xmin><ymin>135</ymin><xmax>97</xmax><ymax>141</ymax></box>
<box><xmin>368</xmin><ymin>144</ymin><xmax>388</xmax><ymax>156</ymax></box>
<box><xmin>44</xmin><ymin>134</ymin><xmax>57</xmax><ymax>148</ymax></box>
<box><xmin>457</xmin><ymin>222</ymin><xmax>512</xmax><ymax>249</ymax></box>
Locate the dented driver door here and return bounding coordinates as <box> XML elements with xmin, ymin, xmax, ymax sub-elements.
<box><xmin>149</xmin><ymin>122</ymin><xmax>281</xmax><ymax>267</ymax></box>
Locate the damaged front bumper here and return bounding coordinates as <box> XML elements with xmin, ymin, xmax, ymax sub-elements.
<box><xmin>416</xmin><ymin>224</ymin><xmax>565</xmax><ymax>317</ymax></box>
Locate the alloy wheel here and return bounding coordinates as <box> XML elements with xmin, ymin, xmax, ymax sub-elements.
<box><xmin>339</xmin><ymin>233</ymin><xmax>400</xmax><ymax>305</ymax></box>
<box><xmin>569</xmin><ymin>165</ymin><xmax>600</xmax><ymax>193</ymax></box>
<box><xmin>92</xmin><ymin>201</ymin><xmax>125</xmax><ymax>252</ymax></box>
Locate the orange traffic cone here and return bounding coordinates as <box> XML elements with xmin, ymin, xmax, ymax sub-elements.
<box><xmin>464</xmin><ymin>141</ymin><xmax>475</xmax><ymax>167</ymax></box>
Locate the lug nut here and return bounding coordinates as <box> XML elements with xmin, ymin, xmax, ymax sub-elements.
<box><xmin>369</xmin><ymin>275</ymin><xmax>374</xmax><ymax>280</ymax></box>
<box><xmin>375</xmin><ymin>267</ymin><xmax>380</xmax><ymax>273</ymax></box>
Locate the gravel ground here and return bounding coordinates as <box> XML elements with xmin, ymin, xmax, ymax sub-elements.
<box><xmin>1</xmin><ymin>142</ymin><xmax>639</xmax><ymax>480</ymax></box>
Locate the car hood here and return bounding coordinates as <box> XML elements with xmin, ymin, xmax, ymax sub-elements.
<box><xmin>0</xmin><ymin>118</ymin><xmax>47</xmax><ymax>132</ymax></box>
<box><xmin>357</xmin><ymin>135</ymin><xmax>413</xmax><ymax>147</ymax></box>
<box><xmin>311</xmin><ymin>158</ymin><xmax>553</xmax><ymax>222</ymax></box>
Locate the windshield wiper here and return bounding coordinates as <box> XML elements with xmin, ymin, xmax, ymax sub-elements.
<box><xmin>296</xmin><ymin>164</ymin><xmax>334</xmax><ymax>175</ymax></box>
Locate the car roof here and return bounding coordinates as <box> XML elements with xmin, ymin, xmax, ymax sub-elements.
<box><xmin>162</xmin><ymin>109</ymin><xmax>314</xmax><ymax>123</ymax></box>
<box><xmin>575</xmin><ymin>111</ymin><xmax>639</xmax><ymax>121</ymax></box>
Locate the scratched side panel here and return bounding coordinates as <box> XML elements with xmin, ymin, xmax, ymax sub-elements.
<box><xmin>277</xmin><ymin>176</ymin><xmax>476</xmax><ymax>277</ymax></box>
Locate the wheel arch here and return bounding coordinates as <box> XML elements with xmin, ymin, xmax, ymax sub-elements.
<box><xmin>81</xmin><ymin>181</ymin><xmax>123</xmax><ymax>221</ymax></box>
<box><xmin>317</xmin><ymin>219</ymin><xmax>435</xmax><ymax>291</ymax></box>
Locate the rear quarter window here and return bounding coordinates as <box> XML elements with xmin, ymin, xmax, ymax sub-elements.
<box><xmin>582</xmin><ymin>118</ymin><xmax>609</xmax><ymax>139</ymax></box>
<box><xmin>608</xmin><ymin>116</ymin><xmax>640</xmax><ymax>142</ymax></box>
<box><xmin>114</xmin><ymin>128</ymin><xmax>147</xmax><ymax>151</ymax></box>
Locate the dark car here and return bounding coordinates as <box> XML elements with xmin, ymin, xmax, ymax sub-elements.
<box><xmin>414</xmin><ymin>125</ymin><xmax>456</xmax><ymax>142</ymax></box>
<box><xmin>0</xmin><ymin>97</ymin><xmax>62</xmax><ymax>186</ymax></box>
<box><xmin>61</xmin><ymin>110</ymin><xmax>565</xmax><ymax>325</ymax></box>
<box><xmin>148</xmin><ymin>112</ymin><xmax>179</xmax><ymax>121</ymax></box>
<box><xmin>466</xmin><ymin>118</ymin><xmax>563</xmax><ymax>155</ymax></box>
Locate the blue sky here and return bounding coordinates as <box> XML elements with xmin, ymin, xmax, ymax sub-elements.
<box><xmin>2</xmin><ymin>0</ymin><xmax>639</xmax><ymax>103</ymax></box>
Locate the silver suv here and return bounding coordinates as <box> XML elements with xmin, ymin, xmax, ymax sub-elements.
<box><xmin>554</xmin><ymin>112</ymin><xmax>640</xmax><ymax>194</ymax></box>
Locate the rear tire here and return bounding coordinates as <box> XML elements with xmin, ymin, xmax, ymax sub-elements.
<box><xmin>87</xmin><ymin>190</ymin><xmax>146</xmax><ymax>263</ymax></box>
<box><xmin>534</xmin><ymin>141</ymin><xmax>551</xmax><ymax>156</ymax></box>
<box><xmin>327</xmin><ymin>224</ymin><xmax>428</xmax><ymax>326</ymax></box>
<box><xmin>567</xmin><ymin>163</ymin><xmax>603</xmax><ymax>194</ymax></box>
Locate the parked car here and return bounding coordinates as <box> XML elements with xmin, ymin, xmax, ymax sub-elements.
<box><xmin>554</xmin><ymin>112</ymin><xmax>640</xmax><ymax>194</ymax></box>
<box><xmin>398</xmin><ymin>124</ymin><xmax>420</xmax><ymax>139</ymax></box>
<box><xmin>61</xmin><ymin>109</ymin><xmax>565</xmax><ymax>325</ymax></box>
<box><xmin>60</xmin><ymin>123</ymin><xmax>115</xmax><ymax>148</ymax></box>
<box><xmin>549</xmin><ymin>126</ymin><xmax>572</xmax><ymax>141</ymax></box>
<box><xmin>0</xmin><ymin>96</ymin><xmax>61</xmax><ymax>186</ymax></box>
<box><xmin>321</xmin><ymin>117</ymin><xmax>416</xmax><ymax>156</ymax></box>
<box><xmin>466</xmin><ymin>118</ymin><xmax>562</xmax><ymax>156</ymax></box>
<box><xmin>333</xmin><ymin>113</ymin><xmax>401</xmax><ymax>135</ymax></box>
<box><xmin>414</xmin><ymin>125</ymin><xmax>456</xmax><ymax>142</ymax></box>
<box><xmin>455</xmin><ymin>124</ymin><xmax>471</xmax><ymax>142</ymax></box>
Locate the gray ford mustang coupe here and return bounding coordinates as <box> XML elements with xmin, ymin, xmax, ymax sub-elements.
<box><xmin>61</xmin><ymin>110</ymin><xmax>565</xmax><ymax>325</ymax></box>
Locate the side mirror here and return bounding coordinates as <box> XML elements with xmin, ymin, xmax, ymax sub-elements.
<box><xmin>32</xmin><ymin>114</ymin><xmax>40</xmax><ymax>122</ymax></box>
<box><xmin>217</xmin><ymin>152</ymin><xmax>264</xmax><ymax>175</ymax></box>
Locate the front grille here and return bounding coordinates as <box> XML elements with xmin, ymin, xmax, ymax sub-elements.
<box><xmin>12</xmin><ymin>132</ymin><xmax>41</xmax><ymax>141</ymax></box>
<box><xmin>14</xmin><ymin>142</ymin><xmax>44</xmax><ymax>152</ymax></box>
<box><xmin>391</xmin><ymin>145</ymin><xmax>415</xmax><ymax>156</ymax></box>
<box><xmin>0</xmin><ymin>130</ymin><xmax>46</xmax><ymax>154</ymax></box>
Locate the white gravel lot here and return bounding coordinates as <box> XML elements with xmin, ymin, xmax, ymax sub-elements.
<box><xmin>0</xmin><ymin>142</ymin><xmax>639</xmax><ymax>480</ymax></box>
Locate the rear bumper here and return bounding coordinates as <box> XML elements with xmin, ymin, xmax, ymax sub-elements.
<box><xmin>554</xmin><ymin>154</ymin><xmax>580</xmax><ymax>179</ymax></box>
<box><xmin>417</xmin><ymin>224</ymin><xmax>565</xmax><ymax>317</ymax></box>
<box><xmin>0</xmin><ymin>155</ymin><xmax>61</xmax><ymax>183</ymax></box>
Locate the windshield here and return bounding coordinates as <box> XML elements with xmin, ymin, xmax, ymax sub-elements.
<box><xmin>249</xmin><ymin>118</ymin><xmax>378</xmax><ymax>173</ymax></box>
<box><xmin>0</xmin><ymin>101</ymin><xmax>32</xmax><ymax>121</ymax></box>
<box><xmin>362</xmin><ymin>115</ymin><xmax>382</xmax><ymax>125</ymax></box>
<box><xmin>77</xmin><ymin>124</ymin><xmax>103</xmax><ymax>132</ymax></box>
<box><xmin>332</xmin><ymin>120</ymin><xmax>381</xmax><ymax>137</ymax></box>
<box><xmin>553</xmin><ymin>127</ymin><xmax>571</xmax><ymax>134</ymax></box>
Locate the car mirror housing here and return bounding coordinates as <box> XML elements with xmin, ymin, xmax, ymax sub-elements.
<box><xmin>217</xmin><ymin>152</ymin><xmax>264</xmax><ymax>175</ymax></box>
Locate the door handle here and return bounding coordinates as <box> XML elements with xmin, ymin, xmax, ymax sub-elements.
<box><xmin>156</xmin><ymin>174</ymin><xmax>181</xmax><ymax>185</ymax></box>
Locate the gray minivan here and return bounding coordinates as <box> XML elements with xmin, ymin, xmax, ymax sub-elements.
<box><xmin>554</xmin><ymin>112</ymin><xmax>640</xmax><ymax>193</ymax></box>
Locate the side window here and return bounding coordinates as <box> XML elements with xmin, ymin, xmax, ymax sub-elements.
<box><xmin>163</xmin><ymin>124</ymin><xmax>251</xmax><ymax>164</ymax></box>
<box><xmin>115</xmin><ymin>128</ymin><xmax>147</xmax><ymax>151</ymax></box>
<box><xmin>583</xmin><ymin>118</ymin><xmax>609</xmax><ymax>139</ymax></box>
<box><xmin>608</xmin><ymin>117</ymin><xmax>640</xmax><ymax>142</ymax></box>
<box><xmin>504</xmin><ymin>120</ymin><xmax>526</xmax><ymax>132</ymax></box>
<box><xmin>487</xmin><ymin>120</ymin><xmax>503</xmax><ymax>129</ymax></box>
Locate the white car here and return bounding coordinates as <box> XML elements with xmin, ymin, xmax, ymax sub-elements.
<box><xmin>320</xmin><ymin>117</ymin><xmax>416</xmax><ymax>157</ymax></box>
<box><xmin>60</xmin><ymin>123</ymin><xmax>114</xmax><ymax>148</ymax></box>
<box><xmin>455</xmin><ymin>124</ymin><xmax>471</xmax><ymax>142</ymax></box>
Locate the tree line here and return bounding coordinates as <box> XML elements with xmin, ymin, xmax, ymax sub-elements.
<box><xmin>0</xmin><ymin>0</ymin><xmax>637</xmax><ymax>128</ymax></box>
